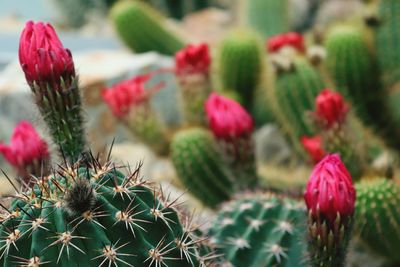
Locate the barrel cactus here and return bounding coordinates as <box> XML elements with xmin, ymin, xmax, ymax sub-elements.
<box><xmin>355</xmin><ymin>178</ymin><xmax>400</xmax><ymax>265</ymax></box>
<box><xmin>110</xmin><ymin>0</ymin><xmax>185</xmax><ymax>55</ymax></box>
<box><xmin>0</xmin><ymin>158</ymin><xmax>213</xmax><ymax>266</ymax></box>
<box><xmin>209</xmin><ymin>194</ymin><xmax>307</xmax><ymax>267</ymax></box>
<box><xmin>171</xmin><ymin>128</ymin><xmax>235</xmax><ymax>208</ymax></box>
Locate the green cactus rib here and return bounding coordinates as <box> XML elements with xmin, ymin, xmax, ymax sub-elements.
<box><xmin>0</xmin><ymin>159</ymin><xmax>211</xmax><ymax>266</ymax></box>
<box><xmin>355</xmin><ymin>178</ymin><xmax>400</xmax><ymax>264</ymax></box>
<box><xmin>326</xmin><ymin>25</ymin><xmax>400</xmax><ymax>151</ymax></box>
<box><xmin>171</xmin><ymin>128</ymin><xmax>235</xmax><ymax>208</ymax></box>
<box><xmin>218</xmin><ymin>29</ymin><xmax>264</xmax><ymax>109</ymax></box>
<box><xmin>376</xmin><ymin>0</ymin><xmax>400</xmax><ymax>87</ymax></box>
<box><xmin>246</xmin><ymin>0</ymin><xmax>289</xmax><ymax>38</ymax></box>
<box><xmin>32</xmin><ymin>77</ymin><xmax>86</xmax><ymax>163</ymax></box>
<box><xmin>273</xmin><ymin>58</ymin><xmax>324</xmax><ymax>149</ymax></box>
<box><xmin>110</xmin><ymin>0</ymin><xmax>185</xmax><ymax>55</ymax></box>
<box><xmin>209</xmin><ymin>194</ymin><xmax>307</xmax><ymax>267</ymax></box>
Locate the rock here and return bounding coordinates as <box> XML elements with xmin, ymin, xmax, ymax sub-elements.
<box><xmin>254</xmin><ymin>124</ymin><xmax>292</xmax><ymax>165</ymax></box>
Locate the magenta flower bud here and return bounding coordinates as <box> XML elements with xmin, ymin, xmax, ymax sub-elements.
<box><xmin>315</xmin><ymin>89</ymin><xmax>349</xmax><ymax>128</ymax></box>
<box><xmin>304</xmin><ymin>154</ymin><xmax>356</xmax><ymax>267</ymax></box>
<box><xmin>0</xmin><ymin>121</ymin><xmax>49</xmax><ymax>188</ymax></box>
<box><xmin>301</xmin><ymin>135</ymin><xmax>326</xmax><ymax>164</ymax></box>
<box><xmin>204</xmin><ymin>92</ymin><xmax>257</xmax><ymax>188</ymax></box>
<box><xmin>18</xmin><ymin>21</ymin><xmax>85</xmax><ymax>163</ymax></box>
<box><xmin>205</xmin><ymin>92</ymin><xmax>254</xmax><ymax>140</ymax></box>
<box><xmin>19</xmin><ymin>21</ymin><xmax>75</xmax><ymax>88</ymax></box>
<box><xmin>175</xmin><ymin>43</ymin><xmax>211</xmax><ymax>76</ymax></box>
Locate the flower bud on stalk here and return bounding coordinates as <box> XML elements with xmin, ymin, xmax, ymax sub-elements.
<box><xmin>0</xmin><ymin>121</ymin><xmax>50</xmax><ymax>188</ymax></box>
<box><xmin>175</xmin><ymin>43</ymin><xmax>211</xmax><ymax>126</ymax></box>
<box><xmin>205</xmin><ymin>92</ymin><xmax>257</xmax><ymax>188</ymax></box>
<box><xmin>19</xmin><ymin>21</ymin><xmax>85</xmax><ymax>163</ymax></box>
<box><xmin>304</xmin><ymin>154</ymin><xmax>356</xmax><ymax>267</ymax></box>
<box><xmin>102</xmin><ymin>74</ymin><xmax>169</xmax><ymax>156</ymax></box>
<box><xmin>301</xmin><ymin>135</ymin><xmax>326</xmax><ymax>164</ymax></box>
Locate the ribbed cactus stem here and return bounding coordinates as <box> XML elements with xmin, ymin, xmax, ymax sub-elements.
<box><xmin>171</xmin><ymin>128</ymin><xmax>235</xmax><ymax>208</ymax></box>
<box><xmin>218</xmin><ymin>29</ymin><xmax>264</xmax><ymax>109</ymax></box>
<box><xmin>209</xmin><ymin>194</ymin><xmax>307</xmax><ymax>267</ymax></box>
<box><xmin>355</xmin><ymin>178</ymin><xmax>400</xmax><ymax>265</ymax></box>
<box><xmin>110</xmin><ymin>0</ymin><xmax>185</xmax><ymax>55</ymax></box>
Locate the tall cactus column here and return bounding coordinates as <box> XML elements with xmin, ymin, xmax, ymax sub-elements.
<box><xmin>175</xmin><ymin>43</ymin><xmax>211</xmax><ymax>126</ymax></box>
<box><xmin>19</xmin><ymin>21</ymin><xmax>86</xmax><ymax>163</ymax></box>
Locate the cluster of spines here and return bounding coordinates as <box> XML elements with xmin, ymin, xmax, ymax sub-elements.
<box><xmin>0</xmin><ymin>153</ymin><xmax>216</xmax><ymax>266</ymax></box>
<box><xmin>209</xmin><ymin>194</ymin><xmax>308</xmax><ymax>267</ymax></box>
<box><xmin>170</xmin><ymin>128</ymin><xmax>235</xmax><ymax>208</ymax></box>
<box><xmin>110</xmin><ymin>0</ymin><xmax>185</xmax><ymax>55</ymax></box>
<box><xmin>355</xmin><ymin>178</ymin><xmax>400</xmax><ymax>265</ymax></box>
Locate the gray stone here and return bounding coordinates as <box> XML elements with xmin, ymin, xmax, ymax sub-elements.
<box><xmin>254</xmin><ymin>124</ymin><xmax>292</xmax><ymax>165</ymax></box>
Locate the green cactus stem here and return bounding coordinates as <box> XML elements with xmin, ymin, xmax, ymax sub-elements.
<box><xmin>272</xmin><ymin>58</ymin><xmax>325</xmax><ymax>152</ymax></box>
<box><xmin>326</xmin><ymin>25</ymin><xmax>400</xmax><ymax>152</ymax></box>
<box><xmin>0</xmin><ymin>157</ymin><xmax>214</xmax><ymax>266</ymax></box>
<box><xmin>110</xmin><ymin>0</ymin><xmax>185</xmax><ymax>55</ymax></box>
<box><xmin>245</xmin><ymin>0</ymin><xmax>289</xmax><ymax>38</ymax></box>
<box><xmin>355</xmin><ymin>178</ymin><xmax>400</xmax><ymax>265</ymax></box>
<box><xmin>209</xmin><ymin>194</ymin><xmax>307</xmax><ymax>267</ymax></box>
<box><xmin>170</xmin><ymin>128</ymin><xmax>235</xmax><ymax>208</ymax></box>
<box><xmin>218</xmin><ymin>29</ymin><xmax>264</xmax><ymax>109</ymax></box>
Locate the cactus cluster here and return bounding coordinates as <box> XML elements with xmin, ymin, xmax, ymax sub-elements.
<box><xmin>209</xmin><ymin>194</ymin><xmax>307</xmax><ymax>267</ymax></box>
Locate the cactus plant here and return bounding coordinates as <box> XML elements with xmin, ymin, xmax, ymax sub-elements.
<box><xmin>355</xmin><ymin>178</ymin><xmax>400</xmax><ymax>265</ymax></box>
<box><xmin>218</xmin><ymin>29</ymin><xmax>264</xmax><ymax>109</ymax></box>
<box><xmin>245</xmin><ymin>0</ymin><xmax>289</xmax><ymax>38</ymax></box>
<box><xmin>272</xmin><ymin>58</ymin><xmax>324</xmax><ymax>151</ymax></box>
<box><xmin>326</xmin><ymin>25</ymin><xmax>400</xmax><ymax>152</ymax></box>
<box><xmin>0</xmin><ymin>157</ymin><xmax>213</xmax><ymax>266</ymax></box>
<box><xmin>110</xmin><ymin>0</ymin><xmax>185</xmax><ymax>55</ymax></box>
<box><xmin>209</xmin><ymin>194</ymin><xmax>307</xmax><ymax>267</ymax></box>
<box><xmin>171</xmin><ymin>128</ymin><xmax>234</xmax><ymax>208</ymax></box>
<box><xmin>376</xmin><ymin>0</ymin><xmax>400</xmax><ymax>87</ymax></box>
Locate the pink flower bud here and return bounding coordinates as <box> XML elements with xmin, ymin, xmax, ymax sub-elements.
<box><xmin>315</xmin><ymin>89</ymin><xmax>349</xmax><ymax>128</ymax></box>
<box><xmin>301</xmin><ymin>135</ymin><xmax>326</xmax><ymax>164</ymax></box>
<box><xmin>267</xmin><ymin>32</ymin><xmax>305</xmax><ymax>53</ymax></box>
<box><xmin>0</xmin><ymin>121</ymin><xmax>49</xmax><ymax>171</ymax></box>
<box><xmin>175</xmin><ymin>43</ymin><xmax>211</xmax><ymax>75</ymax></box>
<box><xmin>304</xmin><ymin>154</ymin><xmax>356</xmax><ymax>224</ymax></box>
<box><xmin>19</xmin><ymin>21</ymin><xmax>75</xmax><ymax>88</ymax></box>
<box><xmin>205</xmin><ymin>92</ymin><xmax>253</xmax><ymax>140</ymax></box>
<box><xmin>102</xmin><ymin>74</ymin><xmax>162</xmax><ymax>118</ymax></box>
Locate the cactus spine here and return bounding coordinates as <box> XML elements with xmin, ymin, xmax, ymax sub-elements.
<box><xmin>218</xmin><ymin>29</ymin><xmax>264</xmax><ymax>109</ymax></box>
<box><xmin>376</xmin><ymin>0</ymin><xmax>400</xmax><ymax>87</ymax></box>
<box><xmin>0</xmin><ymin>159</ymin><xmax>211</xmax><ymax>266</ymax></box>
<box><xmin>171</xmin><ymin>128</ymin><xmax>234</xmax><ymax>208</ymax></box>
<box><xmin>272</xmin><ymin>58</ymin><xmax>324</xmax><ymax>151</ymax></box>
<box><xmin>326</xmin><ymin>25</ymin><xmax>400</xmax><ymax>151</ymax></box>
<box><xmin>110</xmin><ymin>0</ymin><xmax>185</xmax><ymax>55</ymax></box>
<box><xmin>245</xmin><ymin>0</ymin><xmax>289</xmax><ymax>38</ymax></box>
<box><xmin>355</xmin><ymin>178</ymin><xmax>400</xmax><ymax>265</ymax></box>
<box><xmin>209</xmin><ymin>194</ymin><xmax>307</xmax><ymax>267</ymax></box>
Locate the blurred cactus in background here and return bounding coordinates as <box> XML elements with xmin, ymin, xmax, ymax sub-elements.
<box><xmin>110</xmin><ymin>0</ymin><xmax>185</xmax><ymax>55</ymax></box>
<box><xmin>175</xmin><ymin>43</ymin><xmax>211</xmax><ymax>126</ymax></box>
<box><xmin>102</xmin><ymin>73</ymin><xmax>169</xmax><ymax>156</ymax></box>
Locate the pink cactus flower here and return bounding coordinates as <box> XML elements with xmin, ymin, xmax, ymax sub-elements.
<box><xmin>316</xmin><ymin>89</ymin><xmax>349</xmax><ymax>128</ymax></box>
<box><xmin>205</xmin><ymin>92</ymin><xmax>253</xmax><ymax>140</ymax></box>
<box><xmin>267</xmin><ymin>32</ymin><xmax>305</xmax><ymax>53</ymax></box>
<box><xmin>301</xmin><ymin>135</ymin><xmax>326</xmax><ymax>164</ymax></box>
<box><xmin>19</xmin><ymin>21</ymin><xmax>75</xmax><ymax>87</ymax></box>
<box><xmin>304</xmin><ymin>154</ymin><xmax>356</xmax><ymax>224</ymax></box>
<box><xmin>0</xmin><ymin>121</ymin><xmax>49</xmax><ymax>171</ymax></box>
<box><xmin>175</xmin><ymin>43</ymin><xmax>211</xmax><ymax>75</ymax></box>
